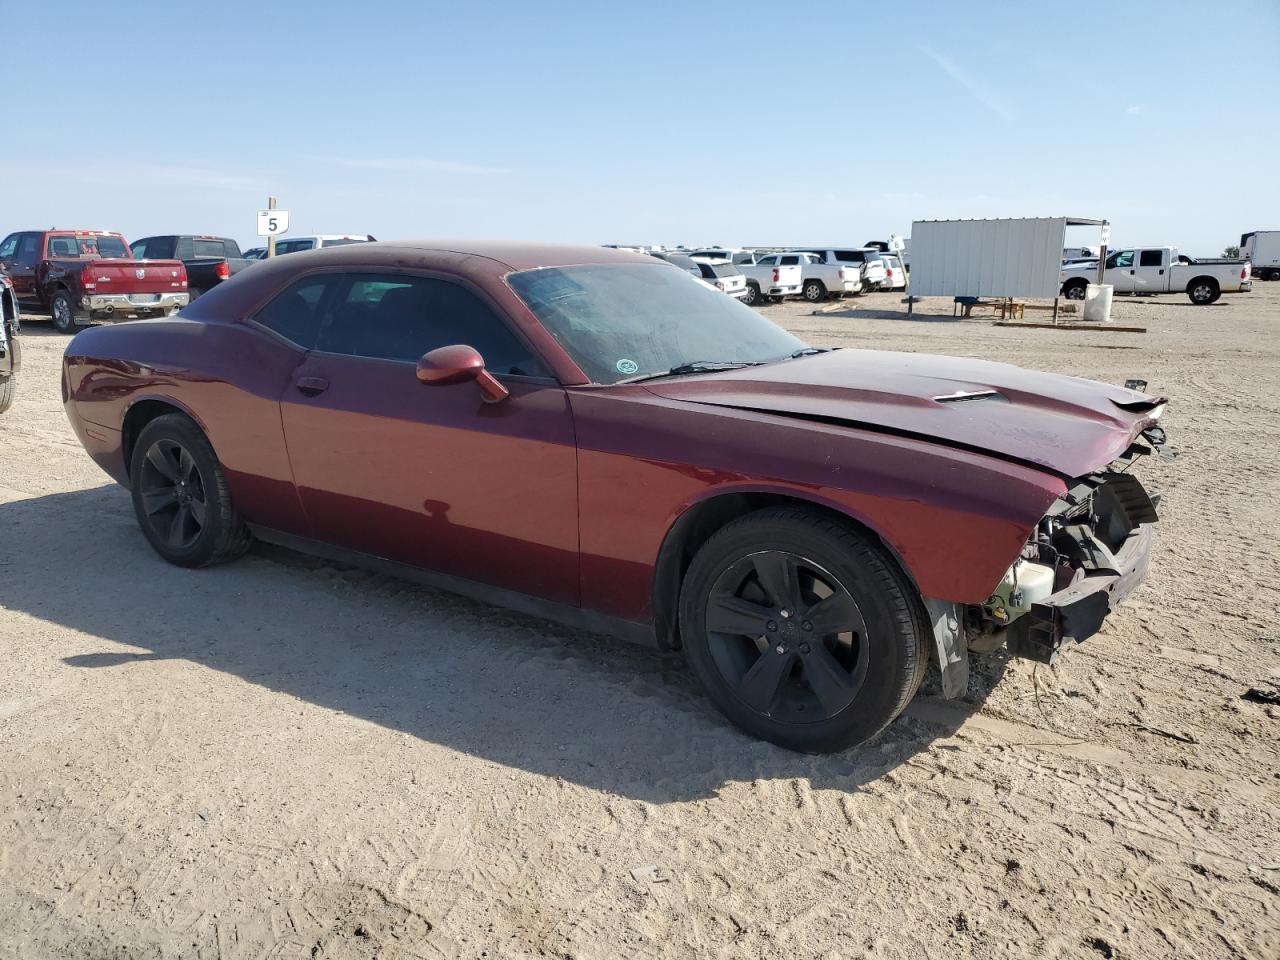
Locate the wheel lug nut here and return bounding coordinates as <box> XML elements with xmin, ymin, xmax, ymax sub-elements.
<box><xmin>800</xmin><ymin>643</ymin><xmax>811</xmax><ymax>654</ymax></box>
<box><xmin>802</xmin><ymin>621</ymin><xmax>812</xmax><ymax>632</ymax></box>
<box><xmin>780</xmin><ymin>609</ymin><xmax>791</xmax><ymax>619</ymax></box>
<box><xmin>775</xmin><ymin>644</ymin><xmax>786</xmax><ymax>655</ymax></box>
<box><xmin>767</xmin><ymin>621</ymin><xmax>778</xmax><ymax>632</ymax></box>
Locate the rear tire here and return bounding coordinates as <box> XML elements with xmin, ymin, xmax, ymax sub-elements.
<box><xmin>50</xmin><ymin>290</ymin><xmax>78</xmax><ymax>334</ymax></box>
<box><xmin>678</xmin><ymin>507</ymin><xmax>930</xmax><ymax>753</ymax></box>
<box><xmin>742</xmin><ymin>281</ymin><xmax>761</xmax><ymax>307</ymax></box>
<box><xmin>129</xmin><ymin>413</ymin><xmax>252</xmax><ymax>568</ymax></box>
<box><xmin>802</xmin><ymin>280</ymin><xmax>827</xmax><ymax>303</ymax></box>
<box><xmin>0</xmin><ymin>375</ymin><xmax>14</xmax><ymax>414</ymax></box>
<box><xmin>1187</xmin><ymin>278</ymin><xmax>1220</xmax><ymax>305</ymax></box>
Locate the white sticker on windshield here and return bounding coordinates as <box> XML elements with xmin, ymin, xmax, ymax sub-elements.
<box><xmin>616</xmin><ymin>359</ymin><xmax>639</xmax><ymax>375</ymax></box>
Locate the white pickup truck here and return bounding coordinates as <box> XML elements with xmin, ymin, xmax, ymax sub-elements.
<box><xmin>770</xmin><ymin>248</ymin><xmax>888</xmax><ymax>302</ymax></box>
<box><xmin>691</xmin><ymin>249</ymin><xmax>802</xmax><ymax>306</ymax></box>
<box><xmin>1060</xmin><ymin>246</ymin><xmax>1252</xmax><ymax>305</ymax></box>
<box><xmin>747</xmin><ymin>250</ymin><xmax>869</xmax><ymax>303</ymax></box>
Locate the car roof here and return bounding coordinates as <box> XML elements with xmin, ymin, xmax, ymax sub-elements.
<box><xmin>184</xmin><ymin>241</ymin><xmax>660</xmax><ymax>319</ymax></box>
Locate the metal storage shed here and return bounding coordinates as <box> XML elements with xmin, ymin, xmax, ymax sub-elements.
<box><xmin>908</xmin><ymin>217</ymin><xmax>1107</xmax><ymax>300</ymax></box>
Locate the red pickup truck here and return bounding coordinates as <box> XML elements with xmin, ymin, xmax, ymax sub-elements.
<box><xmin>0</xmin><ymin>230</ymin><xmax>189</xmax><ymax>333</ymax></box>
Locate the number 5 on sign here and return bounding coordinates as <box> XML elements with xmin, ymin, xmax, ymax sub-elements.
<box><xmin>256</xmin><ymin>210</ymin><xmax>290</xmax><ymax>237</ymax></box>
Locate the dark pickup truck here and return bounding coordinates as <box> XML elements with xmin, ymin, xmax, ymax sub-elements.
<box><xmin>0</xmin><ymin>230</ymin><xmax>189</xmax><ymax>333</ymax></box>
<box><xmin>130</xmin><ymin>235</ymin><xmax>251</xmax><ymax>301</ymax></box>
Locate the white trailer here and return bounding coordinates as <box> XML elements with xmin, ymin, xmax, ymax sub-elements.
<box><xmin>1241</xmin><ymin>231</ymin><xmax>1280</xmax><ymax>280</ymax></box>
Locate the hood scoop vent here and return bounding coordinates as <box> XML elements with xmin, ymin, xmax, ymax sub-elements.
<box><xmin>933</xmin><ymin>389</ymin><xmax>1007</xmax><ymax>404</ymax></box>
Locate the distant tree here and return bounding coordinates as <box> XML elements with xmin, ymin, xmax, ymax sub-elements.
<box><xmin>1224</xmin><ymin>245</ymin><xmax>1241</xmax><ymax>258</ymax></box>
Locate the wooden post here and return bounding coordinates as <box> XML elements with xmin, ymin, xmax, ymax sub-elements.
<box><xmin>266</xmin><ymin>196</ymin><xmax>278</xmax><ymax>258</ymax></box>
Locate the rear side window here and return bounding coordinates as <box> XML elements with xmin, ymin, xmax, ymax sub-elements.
<box><xmin>833</xmin><ymin>250</ymin><xmax>866</xmax><ymax>263</ymax></box>
<box><xmin>193</xmin><ymin>238</ymin><xmax>239</xmax><ymax>258</ymax></box>
<box><xmin>315</xmin><ymin>274</ymin><xmax>548</xmax><ymax>376</ymax></box>
<box><xmin>252</xmin><ymin>275</ymin><xmax>332</xmax><ymax>348</ymax></box>
<box><xmin>1139</xmin><ymin>250</ymin><xmax>1163</xmax><ymax>267</ymax></box>
<box><xmin>780</xmin><ymin>255</ymin><xmax>800</xmax><ymax>266</ymax></box>
<box><xmin>131</xmin><ymin>239</ymin><xmax>149</xmax><ymax>259</ymax></box>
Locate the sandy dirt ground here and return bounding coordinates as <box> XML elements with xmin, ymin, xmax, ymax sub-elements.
<box><xmin>1</xmin><ymin>285</ymin><xmax>1277</xmax><ymax>959</ymax></box>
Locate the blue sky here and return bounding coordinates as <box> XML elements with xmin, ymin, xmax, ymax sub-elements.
<box><xmin>6</xmin><ymin>0</ymin><xmax>1278</xmax><ymax>255</ymax></box>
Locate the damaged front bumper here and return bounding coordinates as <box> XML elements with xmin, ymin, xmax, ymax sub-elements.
<box><xmin>928</xmin><ymin>444</ymin><xmax>1164</xmax><ymax>698</ymax></box>
<box><xmin>1004</xmin><ymin>519</ymin><xmax>1153</xmax><ymax>664</ymax></box>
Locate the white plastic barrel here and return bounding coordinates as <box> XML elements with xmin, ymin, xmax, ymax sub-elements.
<box><xmin>1082</xmin><ymin>283</ymin><xmax>1114</xmax><ymax>322</ymax></box>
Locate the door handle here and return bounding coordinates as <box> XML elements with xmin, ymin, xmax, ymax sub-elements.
<box><xmin>295</xmin><ymin>375</ymin><xmax>329</xmax><ymax>396</ymax></box>
<box><xmin>1129</xmin><ymin>269</ymin><xmax>1135</xmax><ymax>274</ymax></box>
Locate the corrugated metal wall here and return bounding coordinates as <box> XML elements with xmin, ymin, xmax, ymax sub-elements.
<box><xmin>909</xmin><ymin>218</ymin><xmax>1067</xmax><ymax>299</ymax></box>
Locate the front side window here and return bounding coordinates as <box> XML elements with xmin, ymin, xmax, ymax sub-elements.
<box><xmin>314</xmin><ymin>274</ymin><xmax>547</xmax><ymax>375</ymax></box>
<box><xmin>1111</xmin><ymin>250</ymin><xmax>1135</xmax><ymax>268</ymax></box>
<box><xmin>508</xmin><ymin>263</ymin><xmax>803</xmax><ymax>385</ymax></box>
<box><xmin>131</xmin><ymin>239</ymin><xmax>149</xmax><ymax>259</ymax></box>
<box><xmin>16</xmin><ymin>234</ymin><xmax>39</xmax><ymax>264</ymax></box>
<box><xmin>252</xmin><ymin>275</ymin><xmax>332</xmax><ymax>348</ymax></box>
<box><xmin>317</xmin><ymin>238</ymin><xmax>365</xmax><ymax>248</ymax></box>
<box><xmin>0</xmin><ymin>235</ymin><xmax>17</xmax><ymax>260</ymax></box>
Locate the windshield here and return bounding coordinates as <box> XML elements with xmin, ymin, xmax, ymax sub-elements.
<box><xmin>508</xmin><ymin>263</ymin><xmax>804</xmax><ymax>384</ymax></box>
<box><xmin>48</xmin><ymin>234</ymin><xmax>128</xmax><ymax>258</ymax></box>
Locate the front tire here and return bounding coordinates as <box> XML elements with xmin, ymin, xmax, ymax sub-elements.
<box><xmin>1062</xmin><ymin>280</ymin><xmax>1088</xmax><ymax>301</ymax></box>
<box><xmin>129</xmin><ymin>413</ymin><xmax>252</xmax><ymax>567</ymax></box>
<box><xmin>50</xmin><ymin>290</ymin><xmax>78</xmax><ymax>334</ymax></box>
<box><xmin>678</xmin><ymin>507</ymin><xmax>929</xmax><ymax>753</ymax></box>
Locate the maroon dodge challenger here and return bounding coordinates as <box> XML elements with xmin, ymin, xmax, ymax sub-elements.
<box><xmin>62</xmin><ymin>242</ymin><xmax>1168</xmax><ymax>752</ymax></box>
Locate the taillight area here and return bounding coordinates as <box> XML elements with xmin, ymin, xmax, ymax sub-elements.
<box><xmin>80</xmin><ymin>265</ymin><xmax>97</xmax><ymax>291</ymax></box>
<box><xmin>215</xmin><ymin>261</ymin><xmax>230</xmax><ymax>280</ymax></box>
<box><xmin>773</xmin><ymin>268</ymin><xmax>780</xmax><ymax>283</ymax></box>
<box><xmin>1241</xmin><ymin>266</ymin><xmax>1248</xmax><ymax>279</ymax></box>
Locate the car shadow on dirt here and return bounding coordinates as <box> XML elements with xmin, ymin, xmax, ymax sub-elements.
<box><xmin>3</xmin><ymin>485</ymin><xmax>1005</xmax><ymax>804</ymax></box>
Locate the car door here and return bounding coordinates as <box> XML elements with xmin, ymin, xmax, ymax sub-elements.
<box><xmin>1106</xmin><ymin>250</ymin><xmax>1137</xmax><ymax>292</ymax></box>
<box><xmin>276</xmin><ymin>270</ymin><xmax>581</xmax><ymax>605</ymax></box>
<box><xmin>2</xmin><ymin>233</ymin><xmax>41</xmax><ymax>304</ymax></box>
<box><xmin>1133</xmin><ymin>249</ymin><xmax>1167</xmax><ymax>293</ymax></box>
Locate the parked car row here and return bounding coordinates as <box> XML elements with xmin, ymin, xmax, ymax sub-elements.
<box><xmin>621</xmin><ymin>244</ymin><xmax>908</xmax><ymax>307</ymax></box>
<box><xmin>0</xmin><ymin>228</ymin><xmax>376</xmax><ymax>332</ymax></box>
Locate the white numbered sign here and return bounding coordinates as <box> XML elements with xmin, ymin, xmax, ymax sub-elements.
<box><xmin>256</xmin><ymin>210</ymin><xmax>291</xmax><ymax>237</ymax></box>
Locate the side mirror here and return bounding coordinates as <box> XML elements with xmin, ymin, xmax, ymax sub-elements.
<box><xmin>416</xmin><ymin>344</ymin><xmax>509</xmax><ymax>403</ymax></box>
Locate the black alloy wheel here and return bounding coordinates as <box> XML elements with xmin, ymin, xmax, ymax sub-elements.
<box><xmin>679</xmin><ymin>507</ymin><xmax>930</xmax><ymax>752</ymax></box>
<box><xmin>138</xmin><ymin>437</ymin><xmax>208</xmax><ymax>552</ymax></box>
<box><xmin>129</xmin><ymin>413</ymin><xmax>252</xmax><ymax>567</ymax></box>
<box><xmin>704</xmin><ymin>550</ymin><xmax>870</xmax><ymax>723</ymax></box>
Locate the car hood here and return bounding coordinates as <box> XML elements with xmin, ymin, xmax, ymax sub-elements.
<box><xmin>642</xmin><ymin>350</ymin><xmax>1166</xmax><ymax>478</ymax></box>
